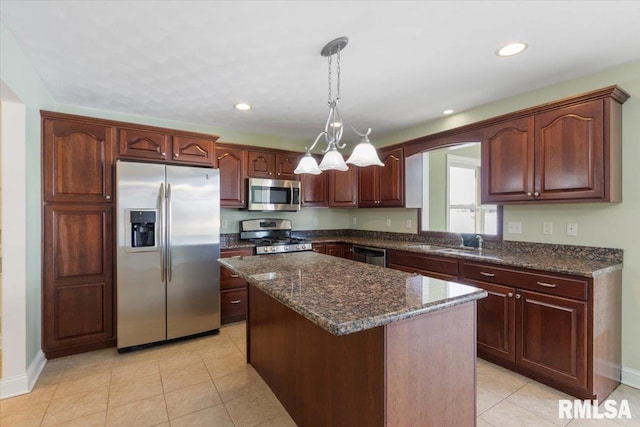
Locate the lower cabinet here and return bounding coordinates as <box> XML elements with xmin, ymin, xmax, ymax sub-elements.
<box><xmin>387</xmin><ymin>249</ymin><xmax>459</xmax><ymax>280</ymax></box>
<box><xmin>460</xmin><ymin>260</ymin><xmax>617</xmax><ymax>399</ymax></box>
<box><xmin>220</xmin><ymin>247</ymin><xmax>254</xmax><ymax>324</ymax></box>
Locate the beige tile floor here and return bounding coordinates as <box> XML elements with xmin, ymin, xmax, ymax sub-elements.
<box><xmin>1</xmin><ymin>321</ymin><xmax>638</xmax><ymax>426</ymax></box>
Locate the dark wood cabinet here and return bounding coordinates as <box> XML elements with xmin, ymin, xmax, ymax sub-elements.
<box><xmin>460</xmin><ymin>260</ymin><xmax>619</xmax><ymax>399</ymax></box>
<box><xmin>387</xmin><ymin>250</ymin><xmax>459</xmax><ymax>281</ymax></box>
<box><xmin>275</xmin><ymin>152</ymin><xmax>300</xmax><ymax>180</ymax></box>
<box><xmin>341</xmin><ymin>243</ymin><xmax>353</xmax><ymax>260</ymax></box>
<box><xmin>328</xmin><ymin>167</ymin><xmax>358</xmax><ymax>207</ymax></box>
<box><xmin>171</xmin><ymin>135</ymin><xmax>217</xmax><ymax>167</ymax></box>
<box><xmin>118</xmin><ymin>127</ymin><xmax>169</xmax><ymax>162</ymax></box>
<box><xmin>301</xmin><ymin>155</ymin><xmax>328</xmax><ymax>207</ymax></box>
<box><xmin>311</xmin><ymin>243</ymin><xmax>326</xmax><ymax>254</ymax></box>
<box><xmin>482</xmin><ymin>87</ymin><xmax>627</xmax><ymax>204</ymax></box>
<box><xmin>325</xmin><ymin>243</ymin><xmax>343</xmax><ymax>257</ymax></box>
<box><xmin>220</xmin><ymin>247</ymin><xmax>254</xmax><ymax>324</ymax></box>
<box><xmin>216</xmin><ymin>144</ymin><xmax>247</xmax><ymax>207</ymax></box>
<box><xmin>43</xmin><ymin>116</ymin><xmax>115</xmax><ymax>204</ymax></box>
<box><xmin>358</xmin><ymin>147</ymin><xmax>404</xmax><ymax>207</ymax></box>
<box><xmin>248</xmin><ymin>150</ymin><xmax>276</xmax><ymax>178</ymax></box>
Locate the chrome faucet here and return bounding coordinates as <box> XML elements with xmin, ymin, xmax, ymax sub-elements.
<box><xmin>476</xmin><ymin>235</ymin><xmax>483</xmax><ymax>251</ymax></box>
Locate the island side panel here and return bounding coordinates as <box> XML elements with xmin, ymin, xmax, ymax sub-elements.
<box><xmin>248</xmin><ymin>284</ymin><xmax>386</xmax><ymax>426</ymax></box>
<box><xmin>385</xmin><ymin>302</ymin><xmax>477</xmax><ymax>427</ymax></box>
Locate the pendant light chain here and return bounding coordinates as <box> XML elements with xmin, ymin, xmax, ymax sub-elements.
<box><xmin>336</xmin><ymin>49</ymin><xmax>341</xmax><ymax>102</ymax></box>
<box><xmin>327</xmin><ymin>55</ymin><xmax>332</xmax><ymax>106</ymax></box>
<box><xmin>327</xmin><ymin>50</ymin><xmax>342</xmax><ymax>106</ymax></box>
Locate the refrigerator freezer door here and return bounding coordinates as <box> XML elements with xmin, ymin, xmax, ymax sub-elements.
<box><xmin>166</xmin><ymin>165</ymin><xmax>220</xmax><ymax>339</ymax></box>
<box><xmin>116</xmin><ymin>161</ymin><xmax>167</xmax><ymax>348</ymax></box>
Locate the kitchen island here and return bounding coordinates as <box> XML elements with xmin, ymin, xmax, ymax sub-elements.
<box><xmin>219</xmin><ymin>251</ymin><xmax>487</xmax><ymax>426</ymax></box>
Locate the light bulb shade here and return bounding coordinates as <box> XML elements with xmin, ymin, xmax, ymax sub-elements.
<box><xmin>346</xmin><ymin>138</ymin><xmax>384</xmax><ymax>167</ymax></box>
<box><xmin>294</xmin><ymin>153</ymin><xmax>322</xmax><ymax>175</ymax></box>
<box><xmin>318</xmin><ymin>148</ymin><xmax>348</xmax><ymax>171</ymax></box>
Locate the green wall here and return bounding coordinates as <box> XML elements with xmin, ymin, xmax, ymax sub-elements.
<box><xmin>0</xmin><ymin>23</ymin><xmax>56</xmax><ymax>366</ymax></box>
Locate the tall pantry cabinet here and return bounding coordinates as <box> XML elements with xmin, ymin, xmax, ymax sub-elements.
<box><xmin>42</xmin><ymin>112</ymin><xmax>116</xmax><ymax>358</ymax></box>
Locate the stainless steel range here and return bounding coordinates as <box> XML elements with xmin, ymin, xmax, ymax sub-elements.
<box><xmin>240</xmin><ymin>219</ymin><xmax>312</xmax><ymax>255</ymax></box>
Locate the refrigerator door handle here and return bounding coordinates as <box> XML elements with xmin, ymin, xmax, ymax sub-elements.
<box><xmin>167</xmin><ymin>183</ymin><xmax>173</xmax><ymax>282</ymax></box>
<box><xmin>160</xmin><ymin>183</ymin><xmax>165</xmax><ymax>283</ymax></box>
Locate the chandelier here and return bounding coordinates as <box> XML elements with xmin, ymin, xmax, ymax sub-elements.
<box><xmin>294</xmin><ymin>37</ymin><xmax>383</xmax><ymax>175</ymax></box>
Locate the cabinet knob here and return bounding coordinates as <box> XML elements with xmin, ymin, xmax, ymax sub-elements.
<box><xmin>106</xmin><ymin>195</ymin><xmax>111</xmax><ymax>200</ymax></box>
<box><xmin>515</xmin><ymin>294</ymin><xmax>521</xmax><ymax>299</ymax></box>
<box><xmin>175</xmin><ymin>153</ymin><xmax>180</xmax><ymax>157</ymax></box>
<box><xmin>268</xmin><ymin>172</ymin><xmax>272</xmax><ymax>175</ymax></box>
<box><xmin>534</xmin><ymin>192</ymin><xmax>540</xmax><ymax>197</ymax></box>
<box><xmin>508</xmin><ymin>292</ymin><xmax>513</xmax><ymax>298</ymax></box>
<box><xmin>161</xmin><ymin>152</ymin><xmax>166</xmax><ymax>156</ymax></box>
<box><xmin>527</xmin><ymin>192</ymin><xmax>532</xmax><ymax>196</ymax></box>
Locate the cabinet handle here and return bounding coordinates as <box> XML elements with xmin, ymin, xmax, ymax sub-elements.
<box><xmin>268</xmin><ymin>172</ymin><xmax>272</xmax><ymax>175</ymax></box>
<box><xmin>515</xmin><ymin>294</ymin><xmax>521</xmax><ymax>299</ymax></box>
<box><xmin>534</xmin><ymin>192</ymin><xmax>540</xmax><ymax>197</ymax></box>
<box><xmin>537</xmin><ymin>281</ymin><xmax>557</xmax><ymax>288</ymax></box>
<box><xmin>161</xmin><ymin>152</ymin><xmax>166</xmax><ymax>156</ymax></box>
<box><xmin>230</xmin><ymin>274</ymin><xmax>239</xmax><ymax>278</ymax></box>
<box><xmin>527</xmin><ymin>192</ymin><xmax>532</xmax><ymax>196</ymax></box>
<box><xmin>508</xmin><ymin>292</ymin><xmax>513</xmax><ymax>298</ymax></box>
<box><xmin>175</xmin><ymin>153</ymin><xmax>180</xmax><ymax>157</ymax></box>
<box><xmin>230</xmin><ymin>300</ymin><xmax>242</xmax><ymax>304</ymax></box>
<box><xmin>105</xmin><ymin>195</ymin><xmax>111</xmax><ymax>200</ymax></box>
<box><xmin>480</xmin><ymin>271</ymin><xmax>495</xmax><ymax>277</ymax></box>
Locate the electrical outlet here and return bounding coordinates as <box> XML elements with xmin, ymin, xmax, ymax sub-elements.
<box><xmin>222</xmin><ymin>219</ymin><xmax>228</xmax><ymax>229</ymax></box>
<box><xmin>406</xmin><ymin>219</ymin><xmax>412</xmax><ymax>229</ymax></box>
<box><xmin>386</xmin><ymin>218</ymin><xmax>391</xmax><ymax>227</ymax></box>
<box><xmin>352</xmin><ymin>217</ymin><xmax>357</xmax><ymax>225</ymax></box>
<box><xmin>507</xmin><ymin>221</ymin><xmax>522</xmax><ymax>234</ymax></box>
<box><xmin>543</xmin><ymin>222</ymin><xmax>553</xmax><ymax>235</ymax></box>
<box><xmin>313</xmin><ymin>217</ymin><xmax>319</xmax><ymax>227</ymax></box>
<box><xmin>567</xmin><ymin>223</ymin><xmax>578</xmax><ymax>236</ymax></box>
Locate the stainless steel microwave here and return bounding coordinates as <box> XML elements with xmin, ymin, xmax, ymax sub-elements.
<box><xmin>247</xmin><ymin>177</ymin><xmax>301</xmax><ymax>211</ymax></box>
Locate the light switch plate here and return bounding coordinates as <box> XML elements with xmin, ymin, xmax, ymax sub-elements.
<box><xmin>313</xmin><ymin>217</ymin><xmax>319</xmax><ymax>226</ymax></box>
<box><xmin>543</xmin><ymin>222</ymin><xmax>553</xmax><ymax>235</ymax></box>
<box><xmin>567</xmin><ymin>223</ymin><xmax>578</xmax><ymax>236</ymax></box>
<box><xmin>386</xmin><ymin>218</ymin><xmax>392</xmax><ymax>227</ymax></box>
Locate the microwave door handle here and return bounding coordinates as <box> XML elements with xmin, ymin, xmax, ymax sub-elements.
<box><xmin>289</xmin><ymin>182</ymin><xmax>294</xmax><ymax>206</ymax></box>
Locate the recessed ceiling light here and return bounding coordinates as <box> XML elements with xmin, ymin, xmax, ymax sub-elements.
<box><xmin>497</xmin><ymin>42</ymin><xmax>528</xmax><ymax>57</ymax></box>
<box><xmin>234</xmin><ymin>103</ymin><xmax>252</xmax><ymax>111</ymax></box>
<box><xmin>443</xmin><ymin>109</ymin><xmax>455</xmax><ymax>115</ymax></box>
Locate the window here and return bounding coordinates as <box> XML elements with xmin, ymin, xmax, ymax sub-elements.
<box><xmin>447</xmin><ymin>154</ymin><xmax>497</xmax><ymax>234</ymax></box>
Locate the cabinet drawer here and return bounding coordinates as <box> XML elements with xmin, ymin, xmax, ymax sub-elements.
<box><xmin>221</xmin><ymin>289</ymin><xmax>247</xmax><ymax>323</ymax></box>
<box><xmin>221</xmin><ymin>247</ymin><xmax>254</xmax><ymax>258</ymax></box>
<box><xmin>388</xmin><ymin>250</ymin><xmax>459</xmax><ymax>276</ymax></box>
<box><xmin>462</xmin><ymin>262</ymin><xmax>587</xmax><ymax>300</ymax></box>
<box><xmin>221</xmin><ymin>267</ymin><xmax>246</xmax><ymax>290</ymax></box>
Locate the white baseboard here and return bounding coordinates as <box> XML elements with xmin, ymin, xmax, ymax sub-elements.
<box><xmin>0</xmin><ymin>350</ymin><xmax>46</xmax><ymax>399</ymax></box>
<box><xmin>622</xmin><ymin>365</ymin><xmax>640</xmax><ymax>390</ymax></box>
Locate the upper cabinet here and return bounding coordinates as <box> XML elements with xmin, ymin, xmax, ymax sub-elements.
<box><xmin>482</xmin><ymin>87</ymin><xmax>628</xmax><ymax>204</ymax></box>
<box><xmin>248</xmin><ymin>150</ymin><xmax>276</xmax><ymax>178</ymax></box>
<box><xmin>300</xmin><ymin>155</ymin><xmax>328</xmax><ymax>207</ymax></box>
<box><xmin>358</xmin><ymin>146</ymin><xmax>405</xmax><ymax>207</ymax></box>
<box><xmin>171</xmin><ymin>135</ymin><xmax>217</xmax><ymax>167</ymax></box>
<box><xmin>216</xmin><ymin>144</ymin><xmax>247</xmax><ymax>207</ymax></box>
<box><xmin>119</xmin><ymin>128</ymin><xmax>169</xmax><ymax>162</ymax></box>
<box><xmin>275</xmin><ymin>152</ymin><xmax>301</xmax><ymax>180</ymax></box>
<box><xmin>43</xmin><ymin>114</ymin><xmax>115</xmax><ymax>203</ymax></box>
<box><xmin>329</xmin><ymin>166</ymin><xmax>358</xmax><ymax>207</ymax></box>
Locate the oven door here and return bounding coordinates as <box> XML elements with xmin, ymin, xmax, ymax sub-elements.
<box><xmin>247</xmin><ymin>178</ymin><xmax>301</xmax><ymax>211</ymax></box>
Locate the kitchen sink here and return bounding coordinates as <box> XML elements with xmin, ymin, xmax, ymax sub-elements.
<box><xmin>404</xmin><ymin>244</ymin><xmax>450</xmax><ymax>251</ymax></box>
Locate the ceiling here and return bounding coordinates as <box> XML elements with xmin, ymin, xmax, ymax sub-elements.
<box><xmin>2</xmin><ymin>1</ymin><xmax>640</xmax><ymax>143</ymax></box>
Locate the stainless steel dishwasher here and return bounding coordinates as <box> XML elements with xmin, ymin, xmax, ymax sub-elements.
<box><xmin>351</xmin><ymin>245</ymin><xmax>386</xmax><ymax>267</ymax></box>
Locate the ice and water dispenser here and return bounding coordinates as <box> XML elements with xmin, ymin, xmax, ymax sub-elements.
<box><xmin>129</xmin><ymin>210</ymin><xmax>157</xmax><ymax>250</ymax></box>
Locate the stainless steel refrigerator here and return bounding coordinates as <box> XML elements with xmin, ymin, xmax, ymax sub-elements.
<box><xmin>116</xmin><ymin>160</ymin><xmax>220</xmax><ymax>350</ymax></box>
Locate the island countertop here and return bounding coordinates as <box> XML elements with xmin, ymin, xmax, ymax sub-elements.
<box><xmin>218</xmin><ymin>251</ymin><xmax>487</xmax><ymax>336</ymax></box>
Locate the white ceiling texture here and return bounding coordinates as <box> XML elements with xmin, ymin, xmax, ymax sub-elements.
<box><xmin>2</xmin><ymin>1</ymin><xmax>640</xmax><ymax>143</ymax></box>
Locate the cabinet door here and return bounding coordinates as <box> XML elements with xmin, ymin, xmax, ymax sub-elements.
<box><xmin>329</xmin><ymin>168</ymin><xmax>358</xmax><ymax>207</ymax></box>
<box><xmin>43</xmin><ymin>204</ymin><xmax>114</xmax><ymax>357</ymax></box>
<box><xmin>248</xmin><ymin>151</ymin><xmax>276</xmax><ymax>178</ymax></box>
<box><xmin>217</xmin><ymin>145</ymin><xmax>247</xmax><ymax>207</ymax></box>
<box><xmin>516</xmin><ymin>290</ymin><xmax>587</xmax><ymax>390</ymax></box>
<box><xmin>358</xmin><ymin>166</ymin><xmax>379</xmax><ymax>207</ymax></box>
<box><xmin>341</xmin><ymin>244</ymin><xmax>353</xmax><ymax>260</ymax></box>
<box><xmin>481</xmin><ymin>117</ymin><xmax>535</xmax><ymax>203</ymax></box>
<box><xmin>43</xmin><ymin>117</ymin><xmax>115</xmax><ymax>203</ymax></box>
<box><xmin>378</xmin><ymin>147</ymin><xmax>404</xmax><ymax>206</ymax></box>
<box><xmin>276</xmin><ymin>152</ymin><xmax>301</xmax><ymax>180</ymax></box>
<box><xmin>171</xmin><ymin>135</ymin><xmax>216</xmax><ymax>166</ymax></box>
<box><xmin>534</xmin><ymin>100</ymin><xmax>604</xmax><ymax>201</ymax></box>
<box><xmin>312</xmin><ymin>243</ymin><xmax>326</xmax><ymax>254</ymax></box>
<box><xmin>325</xmin><ymin>244</ymin><xmax>343</xmax><ymax>257</ymax></box>
<box><xmin>301</xmin><ymin>156</ymin><xmax>328</xmax><ymax>207</ymax></box>
<box><xmin>118</xmin><ymin>128</ymin><xmax>168</xmax><ymax>161</ymax></box>
<box><xmin>475</xmin><ymin>282</ymin><xmax>516</xmax><ymax>363</ymax></box>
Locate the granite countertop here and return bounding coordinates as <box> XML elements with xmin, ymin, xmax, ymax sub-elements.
<box><xmin>222</xmin><ymin>236</ymin><xmax>622</xmax><ymax>278</ymax></box>
<box><xmin>219</xmin><ymin>251</ymin><xmax>487</xmax><ymax>336</ymax></box>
